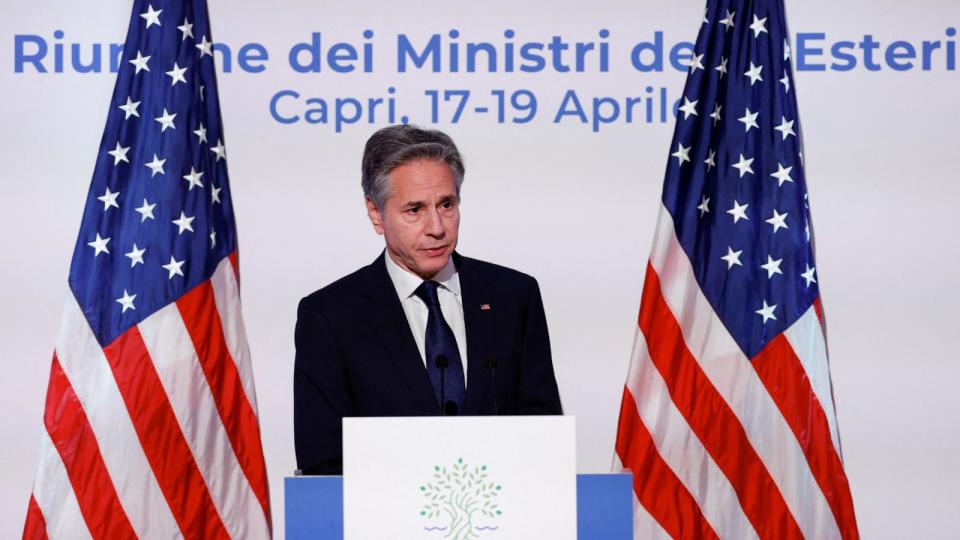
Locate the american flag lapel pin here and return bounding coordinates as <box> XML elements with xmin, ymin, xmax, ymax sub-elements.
<box><xmin>480</xmin><ymin>303</ymin><xmax>491</xmax><ymax>311</ymax></box>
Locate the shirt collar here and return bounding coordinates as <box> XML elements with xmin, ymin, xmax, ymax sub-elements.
<box><xmin>384</xmin><ymin>251</ymin><xmax>461</xmax><ymax>301</ymax></box>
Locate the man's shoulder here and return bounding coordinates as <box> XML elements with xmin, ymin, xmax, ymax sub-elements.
<box><xmin>299</xmin><ymin>259</ymin><xmax>378</xmax><ymax>311</ymax></box>
<box><xmin>455</xmin><ymin>254</ymin><xmax>539</xmax><ymax>291</ymax></box>
<box><xmin>298</xmin><ymin>252</ymin><xmax>540</xmax><ymax>311</ymax></box>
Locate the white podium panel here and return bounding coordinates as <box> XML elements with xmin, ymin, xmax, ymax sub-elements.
<box><xmin>343</xmin><ymin>416</ymin><xmax>576</xmax><ymax>540</ymax></box>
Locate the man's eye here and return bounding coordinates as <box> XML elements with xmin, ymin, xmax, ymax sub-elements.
<box><xmin>441</xmin><ymin>201</ymin><xmax>454</xmax><ymax>209</ymax></box>
<box><xmin>407</xmin><ymin>206</ymin><xmax>421</xmax><ymax>214</ymax></box>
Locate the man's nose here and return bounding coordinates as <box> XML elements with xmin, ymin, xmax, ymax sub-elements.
<box><xmin>424</xmin><ymin>206</ymin><xmax>446</xmax><ymax>237</ymax></box>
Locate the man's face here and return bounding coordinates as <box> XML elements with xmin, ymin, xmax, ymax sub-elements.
<box><xmin>366</xmin><ymin>159</ymin><xmax>460</xmax><ymax>280</ymax></box>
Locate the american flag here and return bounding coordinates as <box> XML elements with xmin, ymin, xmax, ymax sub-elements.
<box><xmin>614</xmin><ymin>1</ymin><xmax>859</xmax><ymax>538</ymax></box>
<box><xmin>22</xmin><ymin>1</ymin><xmax>271</xmax><ymax>538</ymax></box>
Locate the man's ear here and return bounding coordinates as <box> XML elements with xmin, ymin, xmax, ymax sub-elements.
<box><xmin>365</xmin><ymin>197</ymin><xmax>385</xmax><ymax>235</ymax></box>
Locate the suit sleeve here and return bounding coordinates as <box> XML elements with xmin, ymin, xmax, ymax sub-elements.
<box><xmin>517</xmin><ymin>278</ymin><xmax>563</xmax><ymax>414</ymax></box>
<box><xmin>294</xmin><ymin>297</ymin><xmax>353</xmax><ymax>475</ymax></box>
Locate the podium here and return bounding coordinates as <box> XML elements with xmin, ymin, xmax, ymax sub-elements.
<box><xmin>285</xmin><ymin>417</ymin><xmax>633</xmax><ymax>539</ymax></box>
<box><xmin>286</xmin><ymin>474</ymin><xmax>633</xmax><ymax>539</ymax></box>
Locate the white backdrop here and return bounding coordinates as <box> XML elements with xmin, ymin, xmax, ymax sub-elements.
<box><xmin>2</xmin><ymin>1</ymin><xmax>959</xmax><ymax>538</ymax></box>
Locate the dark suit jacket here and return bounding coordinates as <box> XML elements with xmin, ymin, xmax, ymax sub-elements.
<box><xmin>294</xmin><ymin>252</ymin><xmax>563</xmax><ymax>475</ymax></box>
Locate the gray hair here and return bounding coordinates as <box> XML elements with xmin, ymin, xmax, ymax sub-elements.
<box><xmin>361</xmin><ymin>124</ymin><xmax>465</xmax><ymax>210</ymax></box>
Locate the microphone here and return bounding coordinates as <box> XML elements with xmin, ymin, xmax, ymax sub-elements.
<box><xmin>443</xmin><ymin>401</ymin><xmax>459</xmax><ymax>416</ymax></box>
<box><xmin>436</xmin><ymin>355</ymin><xmax>449</xmax><ymax>416</ymax></box>
<box><xmin>487</xmin><ymin>357</ymin><xmax>498</xmax><ymax>415</ymax></box>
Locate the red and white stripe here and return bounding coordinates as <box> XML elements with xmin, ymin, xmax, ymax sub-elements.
<box><xmin>24</xmin><ymin>255</ymin><xmax>271</xmax><ymax>539</ymax></box>
<box><xmin>615</xmin><ymin>206</ymin><xmax>858</xmax><ymax>540</ymax></box>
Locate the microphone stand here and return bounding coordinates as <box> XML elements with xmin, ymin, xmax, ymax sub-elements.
<box><xmin>487</xmin><ymin>357</ymin><xmax>498</xmax><ymax>415</ymax></box>
<box><xmin>436</xmin><ymin>354</ymin><xmax>449</xmax><ymax>416</ymax></box>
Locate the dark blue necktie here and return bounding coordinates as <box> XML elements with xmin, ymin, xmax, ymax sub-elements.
<box><xmin>414</xmin><ymin>281</ymin><xmax>466</xmax><ymax>415</ymax></box>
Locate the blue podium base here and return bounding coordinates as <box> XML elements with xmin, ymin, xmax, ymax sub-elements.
<box><xmin>285</xmin><ymin>473</ymin><xmax>632</xmax><ymax>539</ymax></box>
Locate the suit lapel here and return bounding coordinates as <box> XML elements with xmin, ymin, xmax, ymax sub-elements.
<box><xmin>456</xmin><ymin>254</ymin><xmax>497</xmax><ymax>414</ymax></box>
<box><xmin>359</xmin><ymin>253</ymin><xmax>439</xmax><ymax>414</ymax></box>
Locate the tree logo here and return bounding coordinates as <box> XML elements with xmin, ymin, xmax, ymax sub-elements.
<box><xmin>419</xmin><ymin>458</ymin><xmax>502</xmax><ymax>539</ymax></box>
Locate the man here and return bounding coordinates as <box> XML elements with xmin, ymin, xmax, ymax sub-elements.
<box><xmin>294</xmin><ymin>125</ymin><xmax>562</xmax><ymax>475</ymax></box>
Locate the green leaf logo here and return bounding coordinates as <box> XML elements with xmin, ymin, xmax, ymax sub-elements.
<box><xmin>419</xmin><ymin>459</ymin><xmax>503</xmax><ymax>539</ymax></box>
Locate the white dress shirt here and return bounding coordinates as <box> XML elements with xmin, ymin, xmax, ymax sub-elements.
<box><xmin>384</xmin><ymin>253</ymin><xmax>469</xmax><ymax>385</ymax></box>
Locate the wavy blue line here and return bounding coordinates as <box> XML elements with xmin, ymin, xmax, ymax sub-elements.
<box><xmin>475</xmin><ymin>526</ymin><xmax>500</xmax><ymax>531</ymax></box>
<box><xmin>423</xmin><ymin>526</ymin><xmax>448</xmax><ymax>531</ymax></box>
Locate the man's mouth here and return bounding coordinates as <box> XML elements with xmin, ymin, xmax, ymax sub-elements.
<box><xmin>421</xmin><ymin>246</ymin><xmax>447</xmax><ymax>256</ymax></box>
